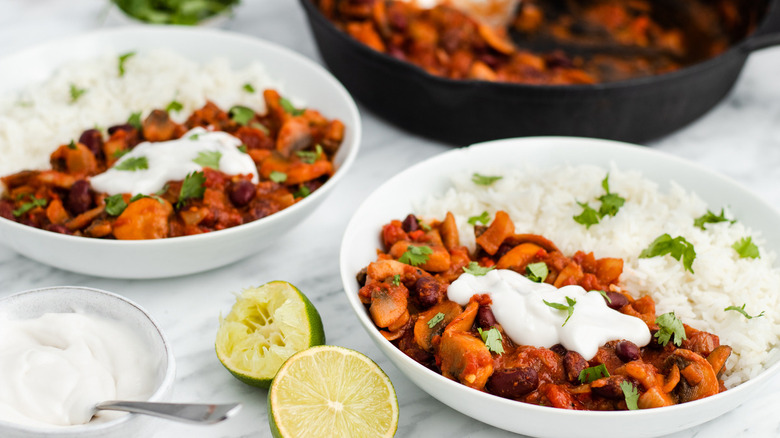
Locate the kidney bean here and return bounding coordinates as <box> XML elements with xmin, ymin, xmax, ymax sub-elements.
<box><xmin>477</xmin><ymin>305</ymin><xmax>497</xmax><ymax>329</ymax></box>
<box><xmin>590</xmin><ymin>376</ymin><xmax>627</xmax><ymax>400</ymax></box>
<box><xmin>107</xmin><ymin>123</ymin><xmax>135</xmax><ymax>135</ymax></box>
<box><xmin>66</xmin><ymin>180</ymin><xmax>92</xmax><ymax>215</ymax></box>
<box><xmin>563</xmin><ymin>351</ymin><xmax>588</xmax><ymax>383</ymax></box>
<box><xmin>550</xmin><ymin>344</ymin><xmax>567</xmax><ymax>356</ymax></box>
<box><xmin>414</xmin><ymin>276</ymin><xmax>444</xmax><ymax>309</ymax></box>
<box><xmin>615</xmin><ymin>340</ymin><xmax>640</xmax><ymax>362</ymax></box>
<box><xmin>229</xmin><ymin>180</ymin><xmax>255</xmax><ymax>207</ymax></box>
<box><xmin>486</xmin><ymin>367</ymin><xmax>539</xmax><ymax>399</ymax></box>
<box><xmin>401</xmin><ymin>214</ymin><xmax>418</xmax><ymax>232</ymax></box>
<box><xmin>78</xmin><ymin>129</ymin><xmax>104</xmax><ymax>157</ymax></box>
<box><xmin>605</xmin><ymin>291</ymin><xmax>628</xmax><ymax>310</ymax></box>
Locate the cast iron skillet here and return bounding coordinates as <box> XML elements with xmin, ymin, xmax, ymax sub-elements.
<box><xmin>300</xmin><ymin>0</ymin><xmax>780</xmax><ymax>145</ymax></box>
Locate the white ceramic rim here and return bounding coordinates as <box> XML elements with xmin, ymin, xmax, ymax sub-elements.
<box><xmin>0</xmin><ymin>26</ymin><xmax>362</xmax><ymax>250</ymax></box>
<box><xmin>0</xmin><ymin>286</ymin><xmax>176</xmax><ymax>434</ymax></box>
<box><xmin>339</xmin><ymin>136</ymin><xmax>780</xmax><ymax>430</ymax></box>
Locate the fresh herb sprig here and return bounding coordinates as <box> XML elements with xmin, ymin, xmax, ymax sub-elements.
<box><xmin>578</xmin><ymin>364</ymin><xmax>610</xmax><ymax>384</ymax></box>
<box><xmin>12</xmin><ymin>196</ymin><xmax>47</xmax><ymax>217</ymax></box>
<box><xmin>398</xmin><ymin>245</ymin><xmax>432</xmax><ymax>267</ymax></box>
<box><xmin>654</xmin><ymin>312</ymin><xmax>686</xmax><ymax>347</ymax></box>
<box><xmin>732</xmin><ymin>237</ymin><xmax>760</xmax><ymax>259</ymax></box>
<box><xmin>427</xmin><ymin>312</ymin><xmax>445</xmax><ymax>328</ymax></box>
<box><xmin>621</xmin><ymin>381</ymin><xmax>639</xmax><ymax>410</ymax></box>
<box><xmin>525</xmin><ymin>262</ymin><xmax>548</xmax><ymax>283</ymax></box>
<box><xmin>176</xmin><ymin>171</ymin><xmax>206</xmax><ymax>209</ymax></box>
<box><xmin>478</xmin><ymin>327</ymin><xmax>504</xmax><ymax>354</ymax></box>
<box><xmin>543</xmin><ymin>296</ymin><xmax>577</xmax><ymax>326</ymax></box>
<box><xmin>639</xmin><ymin>234</ymin><xmax>697</xmax><ymax>274</ymax></box>
<box><xmin>573</xmin><ymin>174</ymin><xmax>625</xmax><ymax>228</ymax></box>
<box><xmin>694</xmin><ymin>208</ymin><xmax>734</xmax><ymax>230</ymax></box>
<box><xmin>462</xmin><ymin>262</ymin><xmax>494</xmax><ymax>276</ymax></box>
<box><xmin>468</xmin><ymin>211</ymin><xmax>490</xmax><ymax>225</ymax></box>
<box><xmin>724</xmin><ymin>304</ymin><xmax>764</xmax><ymax>319</ymax></box>
<box><xmin>472</xmin><ymin>173</ymin><xmax>502</xmax><ymax>186</ymax></box>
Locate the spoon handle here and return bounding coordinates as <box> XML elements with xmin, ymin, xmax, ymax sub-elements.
<box><xmin>95</xmin><ymin>401</ymin><xmax>241</xmax><ymax>424</ymax></box>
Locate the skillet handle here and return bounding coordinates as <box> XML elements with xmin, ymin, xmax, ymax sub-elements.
<box><xmin>742</xmin><ymin>31</ymin><xmax>780</xmax><ymax>52</ymax></box>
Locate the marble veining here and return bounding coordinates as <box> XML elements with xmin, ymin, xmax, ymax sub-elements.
<box><xmin>2</xmin><ymin>0</ymin><xmax>780</xmax><ymax>437</ymax></box>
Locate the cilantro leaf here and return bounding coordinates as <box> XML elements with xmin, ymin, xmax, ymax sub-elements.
<box><xmin>592</xmin><ymin>289</ymin><xmax>612</xmax><ymax>304</ymax></box>
<box><xmin>104</xmin><ymin>194</ymin><xmax>128</xmax><ymax>216</ymax></box>
<box><xmin>269</xmin><ymin>171</ymin><xmax>287</xmax><ymax>183</ymax></box>
<box><xmin>724</xmin><ymin>304</ymin><xmax>764</xmax><ymax>319</ymax></box>
<box><xmin>250</xmin><ymin>122</ymin><xmax>270</xmax><ymax>134</ymax></box>
<box><xmin>573</xmin><ymin>202</ymin><xmax>600</xmax><ymax>229</ymax></box>
<box><xmin>296</xmin><ymin>145</ymin><xmax>323</xmax><ymax>164</ymax></box>
<box><xmin>478</xmin><ymin>327</ymin><xmax>504</xmax><ymax>355</ymax></box>
<box><xmin>654</xmin><ymin>312</ymin><xmax>686</xmax><ymax>347</ymax></box>
<box><xmin>12</xmin><ymin>196</ymin><xmax>47</xmax><ymax>217</ymax></box>
<box><xmin>419</xmin><ymin>222</ymin><xmax>431</xmax><ymax>231</ymax></box>
<box><xmin>639</xmin><ymin>234</ymin><xmax>696</xmax><ymax>274</ymax></box>
<box><xmin>398</xmin><ymin>245</ymin><xmax>432</xmax><ymax>267</ymax></box>
<box><xmin>237</xmin><ymin>144</ymin><xmax>248</xmax><ymax>154</ymax></box>
<box><xmin>391</xmin><ymin>274</ymin><xmax>401</xmax><ymax>286</ymax></box>
<box><xmin>67</xmin><ymin>140</ymin><xmax>77</xmax><ymax>150</ymax></box>
<box><xmin>427</xmin><ymin>312</ymin><xmax>445</xmax><ymax>328</ymax></box>
<box><xmin>229</xmin><ymin>105</ymin><xmax>255</xmax><ymax>126</ymax></box>
<box><xmin>69</xmin><ymin>84</ymin><xmax>87</xmax><ymax>103</ymax></box>
<box><xmin>472</xmin><ymin>173</ymin><xmax>502</xmax><ymax>186</ymax></box>
<box><xmin>280</xmin><ymin>97</ymin><xmax>305</xmax><ymax>116</ymax></box>
<box><xmin>694</xmin><ymin>208</ymin><xmax>734</xmax><ymax>230</ymax></box>
<box><xmin>118</xmin><ymin>51</ymin><xmax>135</xmax><ymax>77</ymax></box>
<box><xmin>620</xmin><ymin>381</ymin><xmax>639</xmax><ymax>410</ymax></box>
<box><xmin>294</xmin><ymin>184</ymin><xmax>311</xmax><ymax>199</ymax></box>
<box><xmin>113</xmin><ymin>149</ymin><xmax>130</xmax><ymax>159</ymax></box>
<box><xmin>243</xmin><ymin>83</ymin><xmax>255</xmax><ymax>93</ymax></box>
<box><xmin>176</xmin><ymin>171</ymin><xmax>206</xmax><ymax>209</ymax></box>
<box><xmin>525</xmin><ymin>262</ymin><xmax>548</xmax><ymax>283</ymax></box>
<box><xmin>732</xmin><ymin>237</ymin><xmax>760</xmax><ymax>259</ymax></box>
<box><xmin>127</xmin><ymin>111</ymin><xmax>142</xmax><ymax>130</ymax></box>
<box><xmin>114</xmin><ymin>156</ymin><xmax>149</xmax><ymax>171</ymax></box>
<box><xmin>166</xmin><ymin>100</ymin><xmax>183</xmax><ymax>113</ymax></box>
<box><xmin>468</xmin><ymin>211</ymin><xmax>491</xmax><ymax>225</ymax></box>
<box><xmin>578</xmin><ymin>364</ymin><xmax>610</xmax><ymax>384</ymax></box>
<box><xmin>192</xmin><ymin>150</ymin><xmax>222</xmax><ymax>169</ymax></box>
<box><xmin>597</xmin><ymin>174</ymin><xmax>625</xmax><ymax>217</ymax></box>
<box><xmin>543</xmin><ymin>296</ymin><xmax>577</xmax><ymax>326</ymax></box>
<box><xmin>462</xmin><ymin>261</ymin><xmax>494</xmax><ymax>276</ymax></box>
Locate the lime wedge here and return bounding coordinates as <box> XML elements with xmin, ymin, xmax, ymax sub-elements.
<box><xmin>268</xmin><ymin>345</ymin><xmax>399</xmax><ymax>438</ymax></box>
<box><xmin>216</xmin><ymin>281</ymin><xmax>325</xmax><ymax>388</ymax></box>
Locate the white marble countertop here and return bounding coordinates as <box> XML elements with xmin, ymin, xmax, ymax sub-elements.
<box><xmin>1</xmin><ymin>1</ymin><xmax>780</xmax><ymax>437</ymax></box>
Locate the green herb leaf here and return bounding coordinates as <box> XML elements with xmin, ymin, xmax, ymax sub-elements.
<box><xmin>391</xmin><ymin>274</ymin><xmax>401</xmax><ymax>286</ymax></box>
<box><xmin>597</xmin><ymin>174</ymin><xmax>625</xmax><ymax>217</ymax></box>
<box><xmin>578</xmin><ymin>364</ymin><xmax>610</xmax><ymax>384</ymax></box>
<box><xmin>280</xmin><ymin>97</ymin><xmax>305</xmax><ymax>116</ymax></box>
<box><xmin>118</xmin><ymin>51</ymin><xmax>135</xmax><ymax>77</ymax></box>
<box><xmin>177</xmin><ymin>171</ymin><xmax>206</xmax><ymax>209</ymax></box>
<box><xmin>127</xmin><ymin>112</ymin><xmax>142</xmax><ymax>130</ymax></box>
<box><xmin>166</xmin><ymin>100</ymin><xmax>183</xmax><ymax>113</ymax></box>
<box><xmin>462</xmin><ymin>261</ymin><xmax>494</xmax><ymax>277</ymax></box>
<box><xmin>192</xmin><ymin>150</ymin><xmax>222</xmax><ymax>169</ymax></box>
<box><xmin>398</xmin><ymin>245</ymin><xmax>432</xmax><ymax>267</ymax></box>
<box><xmin>67</xmin><ymin>140</ymin><xmax>77</xmax><ymax>150</ymax></box>
<box><xmin>654</xmin><ymin>312</ymin><xmax>687</xmax><ymax>347</ymax></box>
<box><xmin>296</xmin><ymin>145</ymin><xmax>323</xmax><ymax>164</ymax></box>
<box><xmin>732</xmin><ymin>236</ymin><xmax>760</xmax><ymax>259</ymax></box>
<box><xmin>12</xmin><ymin>196</ymin><xmax>47</xmax><ymax>217</ymax></box>
<box><xmin>543</xmin><ymin>296</ymin><xmax>577</xmax><ymax>326</ymax></box>
<box><xmin>639</xmin><ymin>234</ymin><xmax>697</xmax><ymax>274</ymax></box>
<box><xmin>724</xmin><ymin>303</ymin><xmax>764</xmax><ymax>319</ymax></box>
<box><xmin>468</xmin><ymin>211</ymin><xmax>491</xmax><ymax>225</ymax></box>
<box><xmin>472</xmin><ymin>173</ymin><xmax>502</xmax><ymax>186</ymax></box>
<box><xmin>591</xmin><ymin>290</ymin><xmax>612</xmax><ymax>304</ymax></box>
<box><xmin>243</xmin><ymin>83</ymin><xmax>255</xmax><ymax>93</ymax></box>
<box><xmin>427</xmin><ymin>312</ymin><xmax>445</xmax><ymax>328</ymax></box>
<box><xmin>237</xmin><ymin>144</ymin><xmax>248</xmax><ymax>154</ymax></box>
<box><xmin>111</xmin><ymin>0</ymin><xmax>239</xmax><ymax>25</ymax></box>
<box><xmin>419</xmin><ymin>222</ymin><xmax>431</xmax><ymax>231</ymax></box>
<box><xmin>229</xmin><ymin>105</ymin><xmax>255</xmax><ymax>126</ymax></box>
<box><xmin>113</xmin><ymin>149</ymin><xmax>130</xmax><ymax>159</ymax></box>
<box><xmin>620</xmin><ymin>381</ymin><xmax>639</xmax><ymax>410</ymax></box>
<box><xmin>294</xmin><ymin>184</ymin><xmax>311</xmax><ymax>199</ymax></box>
<box><xmin>269</xmin><ymin>171</ymin><xmax>287</xmax><ymax>183</ymax></box>
<box><xmin>69</xmin><ymin>84</ymin><xmax>86</xmax><ymax>103</ymax></box>
<box><xmin>573</xmin><ymin>202</ymin><xmax>600</xmax><ymax>229</ymax></box>
<box><xmin>250</xmin><ymin>122</ymin><xmax>270</xmax><ymax>134</ymax></box>
<box><xmin>104</xmin><ymin>194</ymin><xmax>128</xmax><ymax>216</ymax></box>
<box><xmin>129</xmin><ymin>193</ymin><xmax>146</xmax><ymax>203</ymax></box>
<box><xmin>694</xmin><ymin>208</ymin><xmax>734</xmax><ymax>230</ymax></box>
<box><xmin>478</xmin><ymin>327</ymin><xmax>505</xmax><ymax>355</ymax></box>
<box><xmin>525</xmin><ymin>262</ymin><xmax>548</xmax><ymax>283</ymax></box>
<box><xmin>114</xmin><ymin>156</ymin><xmax>148</xmax><ymax>171</ymax></box>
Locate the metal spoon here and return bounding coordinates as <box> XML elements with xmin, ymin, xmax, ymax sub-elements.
<box><xmin>94</xmin><ymin>401</ymin><xmax>242</xmax><ymax>424</ymax></box>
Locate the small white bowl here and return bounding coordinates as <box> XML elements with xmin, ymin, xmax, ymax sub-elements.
<box><xmin>339</xmin><ymin>136</ymin><xmax>780</xmax><ymax>438</ymax></box>
<box><xmin>0</xmin><ymin>27</ymin><xmax>361</xmax><ymax>278</ymax></box>
<box><xmin>0</xmin><ymin>286</ymin><xmax>175</xmax><ymax>438</ymax></box>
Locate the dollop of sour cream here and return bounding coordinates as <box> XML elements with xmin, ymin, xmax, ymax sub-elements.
<box><xmin>0</xmin><ymin>313</ymin><xmax>160</xmax><ymax>427</ymax></box>
<box><xmin>447</xmin><ymin>269</ymin><xmax>651</xmax><ymax>360</ymax></box>
<box><xmin>90</xmin><ymin>127</ymin><xmax>259</xmax><ymax>196</ymax></box>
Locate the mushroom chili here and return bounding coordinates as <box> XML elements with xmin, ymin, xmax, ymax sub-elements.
<box><xmin>357</xmin><ymin>211</ymin><xmax>732</xmax><ymax>410</ymax></box>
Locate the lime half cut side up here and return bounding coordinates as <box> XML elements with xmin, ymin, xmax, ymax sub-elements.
<box><xmin>268</xmin><ymin>345</ymin><xmax>399</xmax><ymax>438</ymax></box>
<box><xmin>215</xmin><ymin>281</ymin><xmax>325</xmax><ymax>388</ymax></box>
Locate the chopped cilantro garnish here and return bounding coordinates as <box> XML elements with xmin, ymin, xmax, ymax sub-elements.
<box><xmin>477</xmin><ymin>327</ymin><xmax>504</xmax><ymax>354</ymax></box>
<box><xmin>114</xmin><ymin>156</ymin><xmax>148</xmax><ymax>171</ymax></box>
<box><xmin>12</xmin><ymin>196</ymin><xmax>47</xmax><ymax>217</ymax></box>
<box><xmin>237</xmin><ymin>144</ymin><xmax>248</xmax><ymax>154</ymax></box>
<box><xmin>525</xmin><ymin>262</ymin><xmax>548</xmax><ymax>283</ymax></box>
<box><xmin>578</xmin><ymin>364</ymin><xmax>610</xmax><ymax>384</ymax></box>
<box><xmin>294</xmin><ymin>184</ymin><xmax>311</xmax><ymax>199</ymax></box>
<box><xmin>654</xmin><ymin>312</ymin><xmax>686</xmax><ymax>347</ymax></box>
<box><xmin>732</xmin><ymin>236</ymin><xmax>760</xmax><ymax>259</ymax></box>
<box><xmin>468</xmin><ymin>211</ymin><xmax>490</xmax><ymax>225</ymax></box>
<box><xmin>250</xmin><ymin>122</ymin><xmax>270</xmax><ymax>134</ymax></box>
<box><xmin>574</xmin><ymin>174</ymin><xmax>625</xmax><ymax>228</ymax></box>
<box><xmin>69</xmin><ymin>84</ymin><xmax>87</xmax><ymax>103</ymax></box>
<box><xmin>391</xmin><ymin>274</ymin><xmax>401</xmax><ymax>286</ymax></box>
<box><xmin>639</xmin><ymin>234</ymin><xmax>696</xmax><ymax>274</ymax></box>
<box><xmin>296</xmin><ymin>145</ymin><xmax>323</xmax><ymax>164</ymax></box>
<box><xmin>592</xmin><ymin>290</ymin><xmax>612</xmax><ymax>304</ymax></box>
<box><xmin>724</xmin><ymin>304</ymin><xmax>764</xmax><ymax>319</ymax></box>
<box><xmin>269</xmin><ymin>171</ymin><xmax>287</xmax><ymax>183</ymax></box>
<box><xmin>229</xmin><ymin>105</ymin><xmax>255</xmax><ymax>126</ymax></box>
<box><xmin>573</xmin><ymin>202</ymin><xmax>600</xmax><ymax>228</ymax></box>
<box><xmin>427</xmin><ymin>312</ymin><xmax>445</xmax><ymax>328</ymax></box>
<box><xmin>243</xmin><ymin>83</ymin><xmax>255</xmax><ymax>93</ymax></box>
<box><xmin>192</xmin><ymin>150</ymin><xmax>222</xmax><ymax>169</ymax></box>
<box><xmin>67</xmin><ymin>140</ymin><xmax>77</xmax><ymax>150</ymax></box>
<box><xmin>280</xmin><ymin>96</ymin><xmax>305</xmax><ymax>116</ymax></box>
<box><xmin>176</xmin><ymin>171</ymin><xmax>206</xmax><ymax>209</ymax></box>
<box><xmin>104</xmin><ymin>194</ymin><xmax>128</xmax><ymax>216</ymax></box>
<box><xmin>471</xmin><ymin>173</ymin><xmax>502</xmax><ymax>186</ymax></box>
<box><xmin>398</xmin><ymin>245</ymin><xmax>432</xmax><ymax>267</ymax></box>
<box><xmin>118</xmin><ymin>52</ymin><xmax>135</xmax><ymax>77</ymax></box>
<box><xmin>694</xmin><ymin>208</ymin><xmax>734</xmax><ymax>230</ymax></box>
<box><xmin>620</xmin><ymin>381</ymin><xmax>639</xmax><ymax>410</ymax></box>
<box><xmin>543</xmin><ymin>296</ymin><xmax>576</xmax><ymax>326</ymax></box>
<box><xmin>166</xmin><ymin>100</ymin><xmax>183</xmax><ymax>113</ymax></box>
<box><xmin>127</xmin><ymin>112</ymin><xmax>142</xmax><ymax>130</ymax></box>
<box><xmin>112</xmin><ymin>149</ymin><xmax>130</xmax><ymax>159</ymax></box>
<box><xmin>462</xmin><ymin>261</ymin><xmax>494</xmax><ymax>276</ymax></box>
<box><xmin>419</xmin><ymin>222</ymin><xmax>431</xmax><ymax>231</ymax></box>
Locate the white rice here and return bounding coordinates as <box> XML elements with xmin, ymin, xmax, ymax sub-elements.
<box><xmin>0</xmin><ymin>50</ymin><xmax>292</xmax><ymax>177</ymax></box>
<box><xmin>416</xmin><ymin>164</ymin><xmax>780</xmax><ymax>387</ymax></box>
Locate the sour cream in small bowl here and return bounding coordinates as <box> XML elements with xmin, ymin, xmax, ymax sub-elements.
<box><xmin>0</xmin><ymin>286</ymin><xmax>175</xmax><ymax>438</ymax></box>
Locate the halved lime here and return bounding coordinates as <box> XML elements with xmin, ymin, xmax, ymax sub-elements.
<box><xmin>268</xmin><ymin>345</ymin><xmax>399</xmax><ymax>438</ymax></box>
<box><xmin>216</xmin><ymin>281</ymin><xmax>325</xmax><ymax>388</ymax></box>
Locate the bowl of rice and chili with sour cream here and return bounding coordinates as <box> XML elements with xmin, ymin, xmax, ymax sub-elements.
<box><xmin>340</xmin><ymin>136</ymin><xmax>780</xmax><ymax>438</ymax></box>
